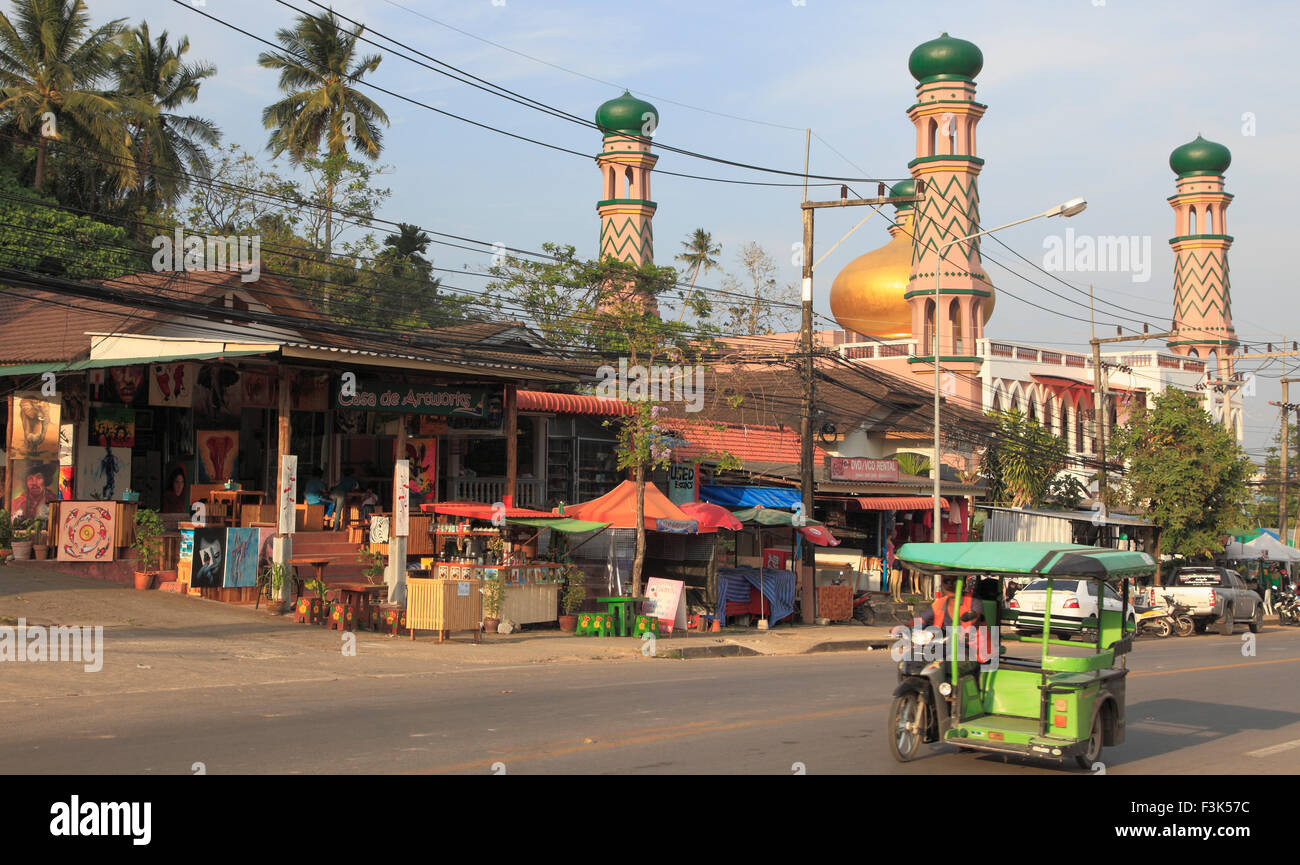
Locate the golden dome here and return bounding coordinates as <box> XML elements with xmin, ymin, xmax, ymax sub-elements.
<box><xmin>830</xmin><ymin>213</ymin><xmax>915</xmax><ymax>339</ymax></box>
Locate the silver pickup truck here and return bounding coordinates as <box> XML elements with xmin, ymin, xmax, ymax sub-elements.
<box><xmin>1154</xmin><ymin>567</ymin><xmax>1264</xmax><ymax>635</ymax></box>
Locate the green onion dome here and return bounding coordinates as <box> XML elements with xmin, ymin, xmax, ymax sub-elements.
<box><xmin>595</xmin><ymin>90</ymin><xmax>658</xmax><ymax>136</ymax></box>
<box><xmin>908</xmin><ymin>32</ymin><xmax>983</xmax><ymax>82</ymax></box>
<box><xmin>890</xmin><ymin>178</ymin><xmax>918</xmax><ymax>211</ymax></box>
<box><xmin>1169</xmin><ymin>135</ymin><xmax>1231</xmax><ymax>176</ymax></box>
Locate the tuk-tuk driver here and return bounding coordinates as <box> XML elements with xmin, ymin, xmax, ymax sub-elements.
<box><xmin>908</xmin><ymin>574</ymin><xmax>993</xmax><ymax>667</ymax></box>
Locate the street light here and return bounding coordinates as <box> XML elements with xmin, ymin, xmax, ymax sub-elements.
<box><xmin>931</xmin><ymin>198</ymin><xmax>1088</xmax><ymax>540</ymax></box>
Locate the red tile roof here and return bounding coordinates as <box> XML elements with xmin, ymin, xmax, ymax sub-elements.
<box><xmin>670</xmin><ymin>421</ymin><xmax>828</xmax><ymax>467</ymax></box>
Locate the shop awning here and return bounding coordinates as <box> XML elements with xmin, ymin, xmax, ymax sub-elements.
<box><xmin>506</xmin><ymin>517</ymin><xmax>610</xmax><ymax>533</ymax></box>
<box><xmin>851</xmin><ymin>496</ymin><xmax>948</xmax><ymax>510</ymax></box>
<box><xmin>517</xmin><ymin>390</ymin><xmax>634</xmax><ymax>416</ymax></box>
<box><xmin>0</xmin><ymin>349</ymin><xmax>271</xmax><ymax>376</ymax></box>
<box><xmin>422</xmin><ymin>503</ymin><xmax>555</xmax><ymax>519</ymax></box>
<box><xmin>701</xmin><ymin>485</ymin><xmax>801</xmax><ymax>509</ymax></box>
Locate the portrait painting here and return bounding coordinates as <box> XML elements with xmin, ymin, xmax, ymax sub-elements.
<box><xmin>90</xmin><ymin>366</ymin><xmax>148</xmax><ymax>406</ymax></box>
<box><xmin>192</xmin><ymin>526</ymin><xmax>226</xmax><ymax>588</ymax></box>
<box><xmin>9</xmin><ymin>459</ymin><xmax>60</xmax><ymax>520</ymax></box>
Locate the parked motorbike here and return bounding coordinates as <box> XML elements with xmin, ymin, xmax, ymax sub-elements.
<box><xmin>1277</xmin><ymin>590</ymin><xmax>1300</xmax><ymax>627</ymax></box>
<box><xmin>1161</xmin><ymin>594</ymin><xmax>1196</xmax><ymax>637</ymax></box>
<box><xmin>852</xmin><ymin>590</ymin><xmax>877</xmax><ymax>625</ymax></box>
<box><xmin>1134</xmin><ymin>605</ymin><xmax>1174</xmax><ymax>638</ymax></box>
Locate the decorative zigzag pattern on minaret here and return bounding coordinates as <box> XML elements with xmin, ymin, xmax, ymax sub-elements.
<box><xmin>1172</xmin><ymin>249</ymin><xmax>1231</xmax><ymax>322</ymax></box>
<box><xmin>600</xmin><ymin>214</ymin><xmax>654</xmax><ymax>265</ymax></box>
<box><xmin>909</xmin><ymin>173</ymin><xmax>989</xmax><ymax>283</ymax></box>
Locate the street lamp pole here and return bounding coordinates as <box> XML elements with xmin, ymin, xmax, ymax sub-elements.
<box><xmin>931</xmin><ymin>198</ymin><xmax>1088</xmax><ymax>541</ymax></box>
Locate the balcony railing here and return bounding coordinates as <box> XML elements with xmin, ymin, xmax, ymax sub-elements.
<box><xmin>449</xmin><ymin>478</ymin><xmax>543</xmax><ymax>507</ymax></box>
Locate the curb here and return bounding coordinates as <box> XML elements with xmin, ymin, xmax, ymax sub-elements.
<box><xmin>654</xmin><ymin>643</ymin><xmax>762</xmax><ymax>660</ymax></box>
<box><xmin>804</xmin><ymin>638</ymin><xmax>897</xmax><ymax>654</ymax></box>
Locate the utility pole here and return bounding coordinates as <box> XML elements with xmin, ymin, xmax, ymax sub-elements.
<box><xmin>799</xmin><ymin>186</ymin><xmax>924</xmax><ymax>622</ymax></box>
<box><xmin>1089</xmin><ymin>329</ymin><xmax>1175</xmax><ymax>525</ymax></box>
<box><xmin>1273</xmin><ymin>376</ymin><xmax>1300</xmax><ymax>546</ymax></box>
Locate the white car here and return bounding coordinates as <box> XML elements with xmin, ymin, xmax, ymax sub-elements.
<box><xmin>1008</xmin><ymin>579</ymin><xmax>1136</xmax><ymax>637</ymax></box>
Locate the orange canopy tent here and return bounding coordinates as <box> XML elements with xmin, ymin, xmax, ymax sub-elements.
<box><xmin>560</xmin><ymin>480</ymin><xmax>697</xmax><ymax>531</ymax></box>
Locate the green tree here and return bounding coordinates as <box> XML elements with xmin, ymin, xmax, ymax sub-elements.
<box><xmin>258</xmin><ymin>8</ymin><xmax>388</xmax><ymax>268</ymax></box>
<box><xmin>114</xmin><ymin>23</ymin><xmax>219</xmax><ymax>224</ymax></box>
<box><xmin>0</xmin><ymin>167</ymin><xmax>139</xmax><ymax>277</ymax></box>
<box><xmin>1110</xmin><ymin>388</ymin><xmax>1252</xmax><ymax>557</ymax></box>
<box><xmin>674</xmin><ymin>227</ymin><xmax>719</xmax><ymax>319</ymax></box>
<box><xmin>979</xmin><ymin>409</ymin><xmax>1070</xmax><ymax>508</ymax></box>
<box><xmin>0</xmin><ymin>0</ymin><xmax>132</xmax><ymax>192</ymax></box>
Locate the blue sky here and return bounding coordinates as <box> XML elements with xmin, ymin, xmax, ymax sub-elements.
<box><xmin>94</xmin><ymin>1</ymin><xmax>1300</xmax><ymax>456</ymax></box>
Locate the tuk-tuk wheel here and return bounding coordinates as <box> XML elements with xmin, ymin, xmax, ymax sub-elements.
<box><xmin>888</xmin><ymin>691</ymin><xmax>926</xmax><ymax>763</ymax></box>
<box><xmin>1075</xmin><ymin>715</ymin><xmax>1103</xmax><ymax>770</ymax></box>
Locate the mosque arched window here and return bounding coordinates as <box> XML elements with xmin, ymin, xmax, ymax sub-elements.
<box><xmin>926</xmin><ymin>117</ymin><xmax>937</xmax><ymax>157</ymax></box>
<box><xmin>625</xmin><ymin>166</ymin><xmax>635</xmax><ymax>199</ymax></box>
<box><xmin>1205</xmin><ymin>207</ymin><xmax>1214</xmax><ymax>234</ymax></box>
<box><xmin>923</xmin><ymin>299</ymin><xmax>936</xmax><ymax>353</ymax></box>
<box><xmin>607</xmin><ymin>166</ymin><xmax>616</xmax><ymax>199</ymax></box>
<box><xmin>1188</xmin><ymin>206</ymin><xmax>1198</xmax><ymax>235</ymax></box>
<box><xmin>948</xmin><ymin>298</ymin><xmax>963</xmax><ymax>354</ymax></box>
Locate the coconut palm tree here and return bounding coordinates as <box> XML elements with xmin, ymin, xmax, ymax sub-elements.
<box><xmin>676</xmin><ymin>228</ymin><xmax>720</xmax><ymax>293</ymax></box>
<box><xmin>114</xmin><ymin>23</ymin><xmax>220</xmax><ymax>222</ymax></box>
<box><xmin>381</xmin><ymin>222</ymin><xmax>431</xmax><ymax>273</ymax></box>
<box><xmin>0</xmin><ymin>0</ymin><xmax>132</xmax><ymax>192</ymax></box>
<box><xmin>258</xmin><ymin>9</ymin><xmax>388</xmax><ymax>262</ymax></box>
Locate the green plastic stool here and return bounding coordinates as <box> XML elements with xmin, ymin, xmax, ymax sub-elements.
<box><xmin>595</xmin><ymin>613</ymin><xmax>617</xmax><ymax>637</ymax></box>
<box><xmin>633</xmin><ymin>615</ymin><xmax>659</xmax><ymax>639</ymax></box>
<box><xmin>574</xmin><ymin>613</ymin><xmax>599</xmax><ymax>636</ymax></box>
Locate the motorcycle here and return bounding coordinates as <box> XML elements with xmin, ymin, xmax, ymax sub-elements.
<box><xmin>1277</xmin><ymin>590</ymin><xmax>1300</xmax><ymax>627</ymax></box>
<box><xmin>1133</xmin><ymin>604</ymin><xmax>1174</xmax><ymax>638</ymax></box>
<box><xmin>1161</xmin><ymin>594</ymin><xmax>1196</xmax><ymax>637</ymax></box>
<box><xmin>852</xmin><ymin>590</ymin><xmax>877</xmax><ymax>625</ymax></box>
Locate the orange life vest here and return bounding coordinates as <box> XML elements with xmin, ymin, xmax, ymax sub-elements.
<box><xmin>930</xmin><ymin>593</ymin><xmax>991</xmax><ymax>663</ymax></box>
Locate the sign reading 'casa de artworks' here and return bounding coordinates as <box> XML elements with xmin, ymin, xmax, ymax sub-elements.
<box><xmin>335</xmin><ymin>380</ymin><xmax>499</xmax><ymax>417</ymax></box>
<box><xmin>828</xmin><ymin>457</ymin><xmax>900</xmax><ymax>483</ymax></box>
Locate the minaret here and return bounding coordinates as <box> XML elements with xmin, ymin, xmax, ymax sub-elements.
<box><xmin>903</xmin><ymin>33</ymin><xmax>991</xmax><ymax>405</ymax></box>
<box><xmin>1166</xmin><ymin>135</ymin><xmax>1236</xmax><ymax>366</ymax></box>
<box><xmin>595</xmin><ymin>91</ymin><xmax>659</xmax><ymax>267</ymax></box>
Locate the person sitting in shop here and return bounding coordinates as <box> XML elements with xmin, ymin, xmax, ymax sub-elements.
<box><xmin>329</xmin><ymin>472</ymin><xmax>360</xmax><ymax>531</ymax></box>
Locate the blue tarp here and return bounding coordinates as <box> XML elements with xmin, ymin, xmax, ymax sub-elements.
<box><xmin>701</xmin><ymin>485</ymin><xmax>801</xmax><ymax>509</ymax></box>
<box><xmin>716</xmin><ymin>566</ymin><xmax>796</xmax><ymax>624</ymax></box>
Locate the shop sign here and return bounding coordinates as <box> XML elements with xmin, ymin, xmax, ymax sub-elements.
<box><xmin>829</xmin><ymin>457</ymin><xmax>899</xmax><ymax>483</ymax></box>
<box><xmin>667</xmin><ymin>462</ymin><xmax>697</xmax><ymax>505</ymax></box>
<box><xmin>335</xmin><ymin>380</ymin><xmax>502</xmax><ymax>419</ymax></box>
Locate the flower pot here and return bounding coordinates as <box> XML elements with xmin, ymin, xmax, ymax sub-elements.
<box><xmin>33</xmin><ymin>545</ymin><xmax>48</xmax><ymax>560</ymax></box>
<box><xmin>133</xmin><ymin>571</ymin><xmax>156</xmax><ymax>590</ymax></box>
<box><xmin>483</xmin><ymin>617</ymin><xmax>500</xmax><ymax>633</ymax></box>
<box><xmin>559</xmin><ymin>614</ymin><xmax>578</xmax><ymax>632</ymax></box>
<box><xmin>11</xmin><ymin>540</ymin><xmax>32</xmax><ymax>560</ymax></box>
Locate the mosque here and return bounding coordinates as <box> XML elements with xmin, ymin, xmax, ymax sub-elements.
<box><xmin>591</xmin><ymin>32</ymin><xmax>1243</xmax><ymax>499</ymax></box>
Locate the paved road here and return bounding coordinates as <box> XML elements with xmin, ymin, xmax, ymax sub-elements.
<box><xmin>2</xmin><ymin>622</ymin><xmax>1298</xmax><ymax>774</ymax></box>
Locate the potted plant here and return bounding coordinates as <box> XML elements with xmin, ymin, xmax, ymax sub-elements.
<box><xmin>259</xmin><ymin>562</ymin><xmax>290</xmax><ymax>611</ymax></box>
<box><xmin>486</xmin><ymin>533</ymin><xmax>506</xmax><ymax>566</ymax></box>
<box><xmin>31</xmin><ymin>516</ymin><xmax>49</xmax><ymax>560</ymax></box>
<box><xmin>559</xmin><ymin>564</ymin><xmax>587</xmax><ymax>632</ymax></box>
<box><xmin>481</xmin><ymin>569</ymin><xmax>506</xmax><ymax>633</ymax></box>
<box><xmin>132</xmin><ymin>508</ymin><xmax>165</xmax><ymax>589</ymax></box>
<box><xmin>10</xmin><ymin>517</ymin><xmax>34</xmax><ymax>560</ymax></box>
<box><xmin>356</xmin><ymin>549</ymin><xmax>385</xmax><ymax>584</ymax></box>
<box><xmin>0</xmin><ymin>508</ymin><xmax>12</xmax><ymax>558</ymax></box>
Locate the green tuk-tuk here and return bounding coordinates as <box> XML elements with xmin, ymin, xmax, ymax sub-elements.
<box><xmin>889</xmin><ymin>541</ymin><xmax>1152</xmax><ymax>769</ymax></box>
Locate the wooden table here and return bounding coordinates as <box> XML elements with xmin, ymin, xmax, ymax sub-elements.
<box><xmin>209</xmin><ymin>490</ymin><xmax>265</xmax><ymax>528</ymax></box>
<box><xmin>288</xmin><ymin>557</ymin><xmax>338</xmax><ymax>600</ymax></box>
<box><xmin>596</xmin><ymin>596</ymin><xmax>647</xmax><ymax>637</ymax></box>
<box><xmin>332</xmin><ymin>581</ymin><xmax>387</xmax><ymax>631</ymax></box>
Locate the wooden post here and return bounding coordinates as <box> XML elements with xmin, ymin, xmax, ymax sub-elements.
<box><xmin>504</xmin><ymin>384</ymin><xmax>518</xmax><ymax>507</ymax></box>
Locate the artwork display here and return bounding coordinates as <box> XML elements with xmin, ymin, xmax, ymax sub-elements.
<box><xmin>148</xmin><ymin>363</ymin><xmax>194</xmax><ymax>408</ymax></box>
<box><xmin>58</xmin><ymin>423</ymin><xmax>73</xmax><ymax>465</ymax></box>
<box><xmin>77</xmin><ymin>445</ymin><xmax>130</xmax><ymax>501</ymax></box>
<box><xmin>239</xmin><ymin>370</ymin><xmax>276</xmax><ymax>408</ymax></box>
<box><xmin>257</xmin><ymin>526</ymin><xmax>276</xmax><ymax>576</ymax></box>
<box><xmin>196</xmin><ymin>430</ymin><xmax>238</xmax><ymax>483</ymax></box>
<box><xmin>56</xmin><ymin>502</ymin><xmax>116</xmax><ymax>562</ymax></box>
<box><xmin>8</xmin><ymin>459</ymin><xmax>60</xmax><ymax>519</ymax></box>
<box><xmin>58</xmin><ymin>466</ymin><xmax>73</xmax><ymax>501</ymax></box>
<box><xmin>193</xmin><ymin>366</ymin><xmax>242</xmax><ymax>426</ymax></box>
<box><xmin>8</xmin><ymin>393</ymin><xmax>60</xmax><ymax>460</ymax></box>
<box><xmin>394</xmin><ymin>460</ymin><xmax>409</xmax><ymax>537</ymax></box>
<box><xmin>90</xmin><ymin>366</ymin><xmax>148</xmax><ymax>406</ymax></box>
<box><xmin>277</xmin><ymin>455</ymin><xmax>297</xmax><ymax>535</ymax></box>
<box><xmin>162</xmin><ymin>461</ymin><xmax>191</xmax><ymax>513</ymax></box>
<box><xmin>192</xmin><ymin>526</ymin><xmax>227</xmax><ymax>588</ymax></box>
<box><xmin>405</xmin><ymin>438</ymin><xmax>437</xmax><ymax>505</ymax></box>
<box><xmin>89</xmin><ymin>405</ymin><xmax>135</xmax><ymax>447</ymax></box>
<box><xmin>288</xmin><ymin>370</ymin><xmax>330</xmax><ymax>412</ymax></box>
<box><xmin>223</xmin><ymin>527</ymin><xmax>259</xmax><ymax>588</ymax></box>
<box><xmin>369</xmin><ymin>515</ymin><xmax>390</xmax><ymax>545</ymax></box>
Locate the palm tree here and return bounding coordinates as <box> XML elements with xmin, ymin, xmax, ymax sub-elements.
<box><xmin>258</xmin><ymin>9</ymin><xmax>388</xmax><ymax>262</ymax></box>
<box><xmin>675</xmin><ymin>227</ymin><xmax>720</xmax><ymax>296</ymax></box>
<box><xmin>381</xmin><ymin>222</ymin><xmax>431</xmax><ymax>273</ymax></box>
<box><xmin>114</xmin><ymin>23</ymin><xmax>220</xmax><ymax>223</ymax></box>
<box><xmin>0</xmin><ymin>0</ymin><xmax>132</xmax><ymax>192</ymax></box>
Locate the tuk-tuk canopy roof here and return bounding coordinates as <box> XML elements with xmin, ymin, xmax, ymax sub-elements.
<box><xmin>896</xmin><ymin>542</ymin><xmax>1156</xmax><ymax>580</ymax></box>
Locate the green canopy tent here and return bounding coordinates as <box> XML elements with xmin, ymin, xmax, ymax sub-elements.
<box><xmin>729</xmin><ymin>507</ymin><xmax>831</xmax><ymax>625</ymax></box>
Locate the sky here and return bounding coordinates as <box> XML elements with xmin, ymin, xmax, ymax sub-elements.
<box><xmin>97</xmin><ymin>0</ymin><xmax>1300</xmax><ymax>457</ymax></box>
